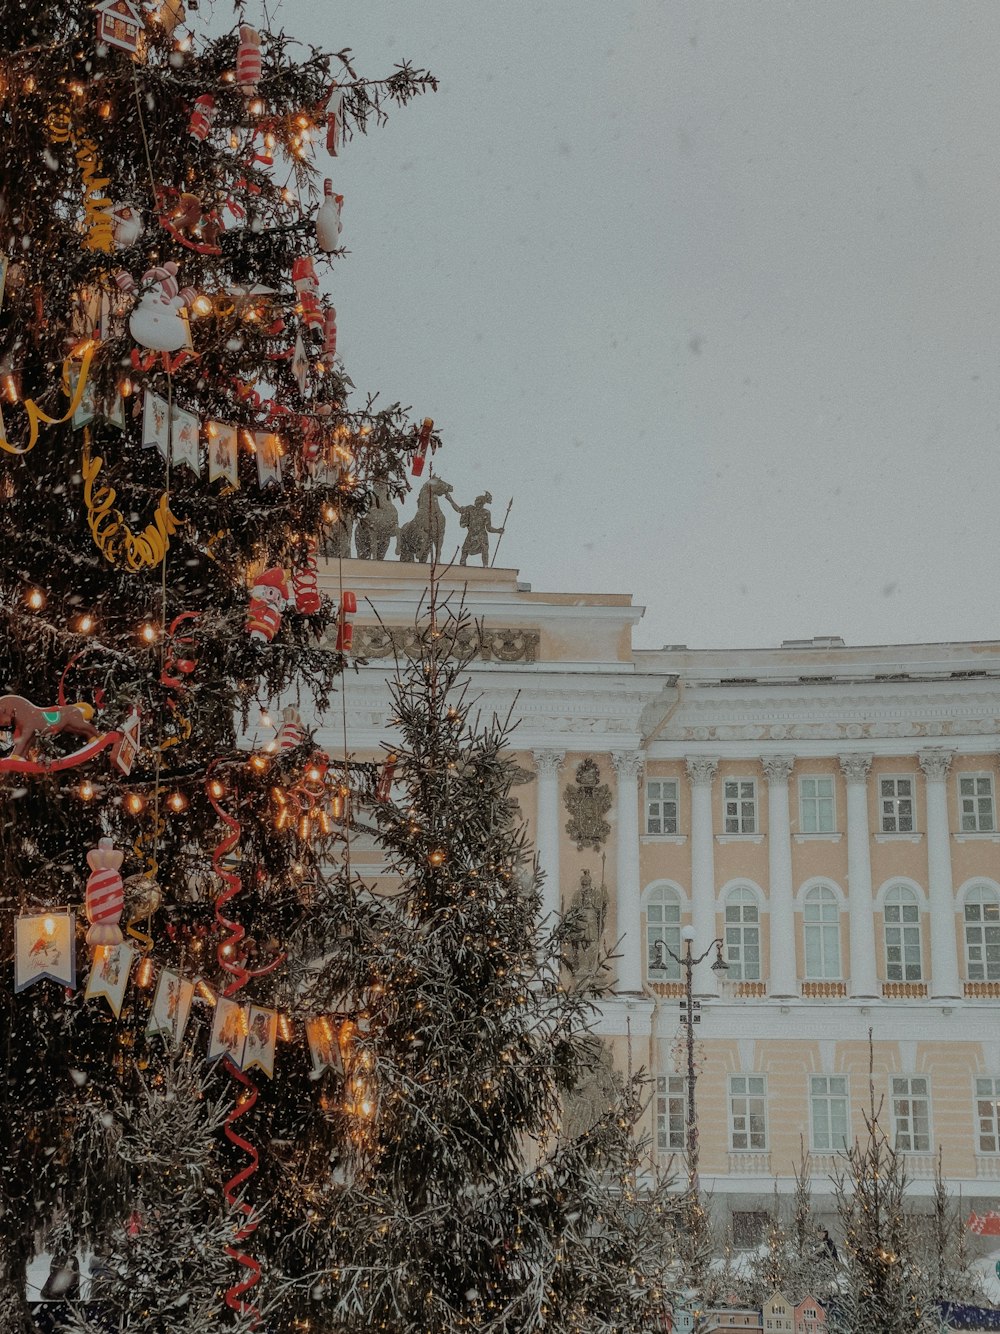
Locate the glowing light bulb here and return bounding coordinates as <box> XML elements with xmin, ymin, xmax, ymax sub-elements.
<box><xmin>191</xmin><ymin>294</ymin><xmax>213</xmax><ymax>317</ymax></box>
<box><xmin>167</xmin><ymin>791</ymin><xmax>187</xmax><ymax>813</ymax></box>
<box><xmin>125</xmin><ymin>793</ymin><xmax>145</xmax><ymax>815</ymax></box>
<box><xmin>26</xmin><ymin>588</ymin><xmax>44</xmax><ymax>610</ymax></box>
<box><xmin>77</xmin><ymin>614</ymin><xmax>94</xmax><ymax>633</ymax></box>
<box><xmin>140</xmin><ymin>623</ymin><xmax>157</xmax><ymax>643</ymax></box>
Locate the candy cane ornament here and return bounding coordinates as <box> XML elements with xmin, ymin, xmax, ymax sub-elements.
<box><xmin>189</xmin><ymin>95</ymin><xmax>216</xmax><ymax>141</ymax></box>
<box><xmin>237</xmin><ymin>26</ymin><xmax>262</xmax><ymax>100</ymax></box>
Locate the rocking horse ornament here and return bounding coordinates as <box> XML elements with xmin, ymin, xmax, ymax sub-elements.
<box><xmin>0</xmin><ymin>694</ymin><xmax>129</xmax><ymax>774</ymax></box>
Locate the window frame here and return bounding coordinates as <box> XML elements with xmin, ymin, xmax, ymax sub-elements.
<box><xmin>891</xmin><ymin>1074</ymin><xmax>931</xmax><ymax>1152</ymax></box>
<box><xmin>976</xmin><ymin>1076</ymin><xmax>1000</xmax><ymax>1155</ymax></box>
<box><xmin>655</xmin><ymin>1074</ymin><xmax>686</xmax><ymax>1154</ymax></box>
<box><xmin>883</xmin><ymin>884</ymin><xmax>923</xmax><ymax>982</ymax></box>
<box><xmin>645</xmin><ymin>886</ymin><xmax>683</xmax><ymax>981</ymax></box>
<box><xmin>964</xmin><ymin>884</ymin><xmax>1000</xmax><ymax>982</ymax></box>
<box><xmin>879</xmin><ymin>774</ymin><xmax>916</xmax><ymax>834</ymax></box>
<box><xmin>645</xmin><ymin>777</ymin><xmax>680</xmax><ymax>836</ymax></box>
<box><xmin>798</xmin><ymin>774</ymin><xmax>836</xmax><ymax>834</ymax></box>
<box><xmin>723</xmin><ymin>777</ymin><xmax>757</xmax><ymax>835</ymax></box>
<box><xmin>808</xmin><ymin>1073</ymin><xmax>849</xmax><ymax>1152</ymax></box>
<box><xmin>724</xmin><ymin>886</ymin><xmax>762</xmax><ymax>981</ymax></box>
<box><xmin>729</xmin><ymin>1073</ymin><xmax>768</xmax><ymax>1151</ymax></box>
<box><xmin>959</xmin><ymin>773</ymin><xmax>996</xmax><ymax>834</ymax></box>
<box><xmin>803</xmin><ymin>883</ymin><xmax>842</xmax><ymax>980</ymax></box>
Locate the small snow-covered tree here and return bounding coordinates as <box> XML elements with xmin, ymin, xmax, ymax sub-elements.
<box><xmin>742</xmin><ymin>1157</ymin><xmax>838</xmax><ymax>1306</ymax></box>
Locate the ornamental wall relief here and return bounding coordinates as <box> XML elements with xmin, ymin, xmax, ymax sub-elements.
<box><xmin>563</xmin><ymin>758</ymin><xmax>611</xmax><ymax>851</ymax></box>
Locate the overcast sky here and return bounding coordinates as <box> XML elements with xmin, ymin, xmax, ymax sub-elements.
<box><xmin>227</xmin><ymin>1</ymin><xmax>1000</xmax><ymax>650</ymax></box>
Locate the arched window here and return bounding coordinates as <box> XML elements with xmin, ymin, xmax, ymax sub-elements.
<box><xmin>884</xmin><ymin>885</ymin><xmax>922</xmax><ymax>982</ymax></box>
<box><xmin>646</xmin><ymin>887</ymin><xmax>682</xmax><ymax>980</ymax></box>
<box><xmin>725</xmin><ymin>887</ymin><xmax>761</xmax><ymax>981</ymax></box>
<box><xmin>803</xmin><ymin>884</ymin><xmax>841</xmax><ymax>979</ymax></box>
<box><xmin>965</xmin><ymin>884</ymin><xmax>1000</xmax><ymax>981</ymax></box>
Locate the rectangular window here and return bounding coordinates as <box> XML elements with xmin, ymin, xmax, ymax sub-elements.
<box><xmin>646</xmin><ymin>779</ymin><xmax>679</xmax><ymax>835</ymax></box>
<box><xmin>976</xmin><ymin>1077</ymin><xmax>1000</xmax><ymax>1153</ymax></box>
<box><xmin>891</xmin><ymin>1075</ymin><xmax>931</xmax><ymax>1152</ymax></box>
<box><xmin>655</xmin><ymin>1074</ymin><xmax>685</xmax><ymax>1153</ymax></box>
<box><xmin>880</xmin><ymin>776</ymin><xmax>915</xmax><ymax>833</ymax></box>
<box><xmin>724</xmin><ymin>779</ymin><xmax>757</xmax><ymax>834</ymax></box>
<box><xmin>810</xmin><ymin>1074</ymin><xmax>849</xmax><ymax>1151</ymax></box>
<box><xmin>799</xmin><ymin>775</ymin><xmax>836</xmax><ymax>833</ymax></box>
<box><xmin>960</xmin><ymin>775</ymin><xmax>995</xmax><ymax>833</ymax></box>
<box><xmin>729</xmin><ymin>1074</ymin><xmax>767</xmax><ymax>1150</ymax></box>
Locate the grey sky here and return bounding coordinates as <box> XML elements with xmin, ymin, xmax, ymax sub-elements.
<box><xmin>257</xmin><ymin>1</ymin><xmax>1000</xmax><ymax>649</ymax></box>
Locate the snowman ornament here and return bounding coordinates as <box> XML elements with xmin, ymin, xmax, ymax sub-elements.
<box><xmin>115</xmin><ymin>262</ymin><xmax>196</xmax><ymax>371</ymax></box>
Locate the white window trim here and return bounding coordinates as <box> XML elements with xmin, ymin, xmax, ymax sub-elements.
<box><xmin>797</xmin><ymin>773</ymin><xmax>837</xmax><ymax>835</ymax></box>
<box><xmin>802</xmin><ymin>885</ymin><xmax>843</xmax><ymax>982</ymax></box>
<box><xmin>957</xmin><ymin>771</ymin><xmax>997</xmax><ymax>834</ymax></box>
<box><xmin>974</xmin><ymin>1074</ymin><xmax>1000</xmax><ymax>1156</ymax></box>
<box><xmin>890</xmin><ymin>1074</ymin><xmax>932</xmax><ymax>1153</ymax></box>
<box><xmin>878</xmin><ymin>772</ymin><xmax>919</xmax><ymax>835</ymax></box>
<box><xmin>722</xmin><ymin>776</ymin><xmax>758</xmax><ymax>836</ymax></box>
<box><xmin>644</xmin><ymin>777</ymin><xmax>681</xmax><ymax>838</ymax></box>
<box><xmin>808</xmin><ymin>1073</ymin><xmax>850</xmax><ymax>1154</ymax></box>
<box><xmin>728</xmin><ymin>1073</ymin><xmax>768</xmax><ymax>1152</ymax></box>
<box><xmin>655</xmin><ymin>1074</ymin><xmax>686</xmax><ymax>1156</ymax></box>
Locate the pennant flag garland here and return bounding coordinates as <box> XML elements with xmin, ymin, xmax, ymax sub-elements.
<box><xmin>147</xmin><ymin>967</ymin><xmax>195</xmax><ymax>1046</ymax></box>
<box><xmin>15</xmin><ymin>911</ymin><xmax>77</xmax><ymax>993</ymax></box>
<box><xmin>85</xmin><ymin>942</ymin><xmax>137</xmax><ymax>1017</ymax></box>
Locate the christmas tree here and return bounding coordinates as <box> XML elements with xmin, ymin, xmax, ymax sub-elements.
<box><xmin>0</xmin><ymin>1</ymin><xmax>435</xmax><ymax>1328</ymax></box>
<box><xmin>286</xmin><ymin>598</ymin><xmax>683</xmax><ymax>1333</ymax></box>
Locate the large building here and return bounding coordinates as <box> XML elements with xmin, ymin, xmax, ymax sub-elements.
<box><xmin>317</xmin><ymin>555</ymin><xmax>1000</xmax><ymax>1240</ymax></box>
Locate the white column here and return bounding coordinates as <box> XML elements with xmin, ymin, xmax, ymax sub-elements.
<box><xmin>919</xmin><ymin>749</ymin><xmax>962</xmax><ymax>999</ymax></box>
<box><xmin>612</xmin><ymin>751</ymin><xmax>644</xmax><ymax>993</ymax></box>
<box><xmin>839</xmin><ymin>753</ymin><xmax>879</xmax><ymax>998</ymax></box>
<box><xmin>532</xmin><ymin>750</ymin><xmax>565</xmax><ymax>926</ymax></box>
<box><xmin>762</xmin><ymin>754</ymin><xmax>797</xmax><ymax>998</ymax></box>
<box><xmin>686</xmin><ymin>756</ymin><xmax>719</xmax><ymax>996</ymax></box>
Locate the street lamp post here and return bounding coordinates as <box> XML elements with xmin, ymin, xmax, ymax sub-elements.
<box><xmin>656</xmin><ymin>925</ymin><xmax>728</xmax><ymax>1190</ymax></box>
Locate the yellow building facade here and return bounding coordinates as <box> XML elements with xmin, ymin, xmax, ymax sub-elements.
<box><xmin>317</xmin><ymin>557</ymin><xmax>1000</xmax><ymax>1238</ymax></box>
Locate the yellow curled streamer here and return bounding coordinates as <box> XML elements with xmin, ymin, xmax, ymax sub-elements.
<box><xmin>127</xmin><ymin>817</ymin><xmax>165</xmax><ymax>954</ymax></box>
<box><xmin>76</xmin><ymin>137</ymin><xmax>115</xmax><ymax>254</ymax></box>
<box><xmin>0</xmin><ymin>345</ymin><xmax>95</xmax><ymax>456</ymax></box>
<box><xmin>82</xmin><ymin>431</ymin><xmax>183</xmax><ymax>571</ymax></box>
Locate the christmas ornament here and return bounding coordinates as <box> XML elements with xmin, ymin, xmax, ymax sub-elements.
<box><xmin>315</xmin><ymin>180</ymin><xmax>343</xmax><ymax>252</ymax></box>
<box><xmin>207</xmin><ymin>421</ymin><xmax>239</xmax><ymax>486</ymax></box>
<box><xmin>237</xmin><ymin>26</ymin><xmax>262</xmax><ymax>100</ymax></box>
<box><xmin>325</xmin><ymin>85</ymin><xmax>344</xmax><ymax>156</ymax></box>
<box><xmin>292</xmin><ymin>536</ymin><xmax>321</xmax><ymax>614</ymax></box>
<box><xmin>110</xmin><ymin>203</ymin><xmax>143</xmax><ymax>249</ymax></box>
<box><xmin>110</xmin><ymin>707</ymin><xmax>141</xmax><ymax>774</ymax></box>
<box><xmin>0</xmin><ymin>694</ymin><xmax>98</xmax><ymax>759</ymax></box>
<box><xmin>275</xmin><ymin>705</ymin><xmax>306</xmax><ymax>751</ymax></box>
<box><xmin>85</xmin><ymin>837</ymin><xmax>125</xmax><ymax>947</ymax></box>
<box><xmin>14</xmin><ymin>911</ymin><xmax>76</xmax><ymax>993</ymax></box>
<box><xmin>94</xmin><ymin>0</ymin><xmax>144</xmax><ymax>55</ymax></box>
<box><xmin>117</xmin><ymin>263</ymin><xmax>196</xmax><ymax>356</ymax></box>
<box><xmin>246</xmin><ymin>568</ymin><xmax>289</xmax><ymax>642</ymax></box>
<box><xmin>292</xmin><ymin>257</ymin><xmax>323</xmax><ymax>331</ymax></box>
<box><xmin>188</xmin><ymin>94</ymin><xmax>217</xmax><ymax>141</ymax></box>
<box><xmin>411</xmin><ymin>416</ymin><xmax>434</xmax><ymax>476</ymax></box>
<box><xmin>322</xmin><ymin>305</ymin><xmax>337</xmax><ymax>361</ymax></box>
<box><xmin>157</xmin><ymin>188</ymin><xmax>224</xmax><ymax>255</ymax></box>
<box><xmin>147</xmin><ymin>968</ymin><xmax>195</xmax><ymax>1044</ymax></box>
<box><xmin>375</xmin><ymin>753</ymin><xmax>397</xmax><ymax>802</ymax></box>
<box><xmin>85</xmin><ymin>942</ymin><xmax>136</xmax><ymax>1016</ymax></box>
<box><xmin>335</xmin><ymin>590</ymin><xmax>357</xmax><ymax>652</ymax></box>
<box><xmin>292</xmin><ymin>331</ymin><xmax>309</xmax><ymax>395</ymax></box>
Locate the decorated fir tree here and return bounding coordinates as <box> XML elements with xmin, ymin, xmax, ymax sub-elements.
<box><xmin>741</xmin><ymin>1158</ymin><xmax>837</xmax><ymax>1308</ymax></box>
<box><xmin>0</xmin><ymin>1</ymin><xmax>437</xmax><ymax>1328</ymax></box>
<box><xmin>285</xmin><ymin>599</ymin><xmax>684</xmax><ymax>1333</ymax></box>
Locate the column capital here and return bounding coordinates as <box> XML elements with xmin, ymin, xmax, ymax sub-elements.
<box><xmin>838</xmin><ymin>752</ymin><xmax>873</xmax><ymax>784</ymax></box>
<box><xmin>919</xmin><ymin>748</ymin><xmax>955</xmax><ymax>781</ymax></box>
<box><xmin>686</xmin><ymin>756</ymin><xmax>718</xmax><ymax>787</ymax></box>
<box><xmin>532</xmin><ymin>749</ymin><xmax>566</xmax><ymax>777</ymax></box>
<box><xmin>761</xmin><ymin>754</ymin><xmax>796</xmax><ymax>785</ymax></box>
<box><xmin>611</xmin><ymin>750</ymin><xmax>644</xmax><ymax>782</ymax></box>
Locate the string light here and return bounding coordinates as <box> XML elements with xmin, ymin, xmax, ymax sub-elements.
<box><xmin>125</xmin><ymin>793</ymin><xmax>145</xmax><ymax>815</ymax></box>
<box><xmin>25</xmin><ymin>587</ymin><xmax>44</xmax><ymax>610</ymax></box>
<box><xmin>167</xmin><ymin>791</ymin><xmax>188</xmax><ymax>813</ymax></box>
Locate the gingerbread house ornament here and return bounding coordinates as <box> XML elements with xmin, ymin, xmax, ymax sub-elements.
<box><xmin>95</xmin><ymin>0</ymin><xmax>144</xmax><ymax>54</ymax></box>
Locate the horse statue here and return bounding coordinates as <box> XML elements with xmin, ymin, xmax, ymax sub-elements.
<box><xmin>0</xmin><ymin>695</ymin><xmax>100</xmax><ymax>758</ymax></box>
<box><xmin>397</xmin><ymin>477</ymin><xmax>453</xmax><ymax>564</ymax></box>
<box><xmin>354</xmin><ymin>483</ymin><xmax>400</xmax><ymax>560</ymax></box>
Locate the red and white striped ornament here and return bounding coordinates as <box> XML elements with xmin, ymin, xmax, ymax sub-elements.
<box><xmin>411</xmin><ymin>417</ymin><xmax>434</xmax><ymax>477</ymax></box>
<box><xmin>276</xmin><ymin>706</ymin><xmax>307</xmax><ymax>752</ymax></box>
<box><xmin>237</xmin><ymin>25</ymin><xmax>262</xmax><ymax>100</ymax></box>
<box><xmin>292</xmin><ymin>257</ymin><xmax>323</xmax><ymax>332</ymax></box>
<box><xmin>293</xmin><ymin>537</ymin><xmax>321</xmax><ymax>615</ymax></box>
<box><xmin>188</xmin><ymin>94</ymin><xmax>216</xmax><ymax>141</ymax></box>
<box><xmin>85</xmin><ymin>837</ymin><xmax>125</xmax><ymax>947</ymax></box>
